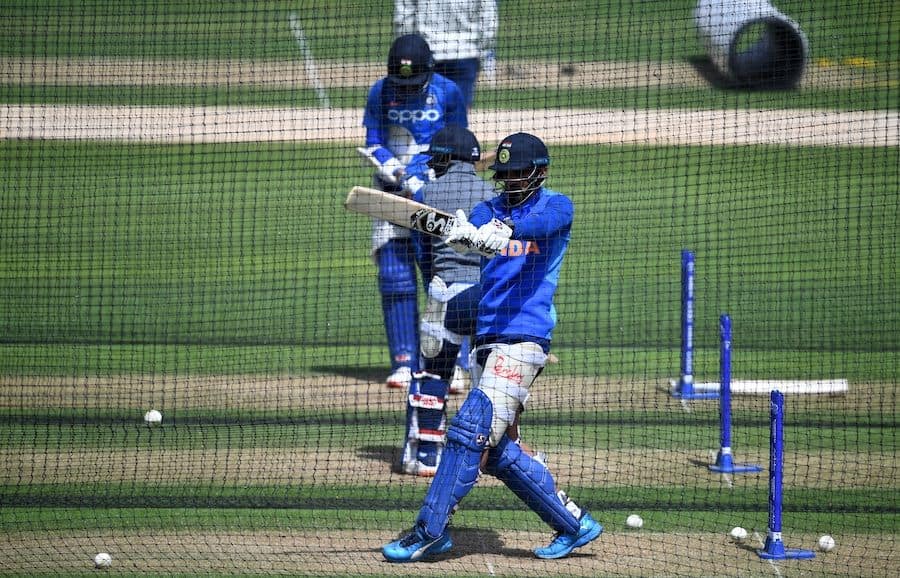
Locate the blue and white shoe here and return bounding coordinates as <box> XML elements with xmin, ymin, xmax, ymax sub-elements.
<box><xmin>401</xmin><ymin>441</ymin><xmax>441</xmax><ymax>477</ymax></box>
<box><xmin>382</xmin><ymin>526</ymin><xmax>453</xmax><ymax>562</ymax></box>
<box><xmin>414</xmin><ymin>441</ymin><xmax>440</xmax><ymax>477</ymax></box>
<box><xmin>533</xmin><ymin>513</ymin><xmax>603</xmax><ymax>559</ymax></box>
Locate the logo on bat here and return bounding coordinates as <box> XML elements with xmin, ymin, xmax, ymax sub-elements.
<box><xmin>411</xmin><ymin>208</ymin><xmax>452</xmax><ymax>235</ymax></box>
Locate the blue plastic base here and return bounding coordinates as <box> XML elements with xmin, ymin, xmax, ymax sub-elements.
<box><xmin>708</xmin><ymin>452</ymin><xmax>763</xmax><ymax>474</ymax></box>
<box><xmin>671</xmin><ymin>379</ymin><xmax>720</xmax><ymax>400</ymax></box>
<box><xmin>758</xmin><ymin>537</ymin><xmax>816</xmax><ymax>560</ymax></box>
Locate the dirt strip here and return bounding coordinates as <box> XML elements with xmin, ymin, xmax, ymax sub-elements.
<box><xmin>2</xmin><ymin>104</ymin><xmax>897</xmax><ymax>146</ymax></box>
<box><xmin>1</xmin><ymin>375</ymin><xmax>893</xmax><ymax>413</ymax></box>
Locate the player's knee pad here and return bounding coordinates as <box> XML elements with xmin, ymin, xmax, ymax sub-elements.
<box><xmin>473</xmin><ymin>342</ymin><xmax>546</xmax><ymax>446</ymax></box>
<box><xmin>484</xmin><ymin>435</ymin><xmax>581</xmax><ymax>535</ymax></box>
<box><xmin>420</xmin><ymin>277</ymin><xmax>470</xmax><ymax>358</ymax></box>
<box><xmin>406</xmin><ymin>372</ymin><xmax>449</xmax><ymax>443</ymax></box>
<box><xmin>417</xmin><ymin>388</ymin><xmax>493</xmax><ymax>538</ymax></box>
<box><xmin>377</xmin><ymin>239</ymin><xmax>417</xmax><ymax>295</ymax></box>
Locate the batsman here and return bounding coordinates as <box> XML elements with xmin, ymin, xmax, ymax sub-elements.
<box><xmin>383</xmin><ymin>133</ymin><xmax>604</xmax><ymax>562</ymax></box>
<box><xmin>360</xmin><ymin>33</ymin><xmax>468</xmax><ymax>389</ymax></box>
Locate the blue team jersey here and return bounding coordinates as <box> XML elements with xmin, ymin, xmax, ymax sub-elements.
<box><xmin>362</xmin><ymin>73</ymin><xmax>467</xmax><ymax>182</ymax></box>
<box><xmin>468</xmin><ymin>188</ymin><xmax>575</xmax><ymax>346</ymax></box>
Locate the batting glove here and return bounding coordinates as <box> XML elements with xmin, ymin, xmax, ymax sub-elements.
<box><xmin>443</xmin><ymin>210</ymin><xmax>478</xmax><ymax>253</ymax></box>
<box><xmin>472</xmin><ymin>218</ymin><xmax>512</xmax><ymax>255</ymax></box>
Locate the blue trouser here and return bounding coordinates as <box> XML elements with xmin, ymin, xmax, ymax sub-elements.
<box><xmin>377</xmin><ymin>238</ymin><xmax>418</xmax><ymax>372</ymax></box>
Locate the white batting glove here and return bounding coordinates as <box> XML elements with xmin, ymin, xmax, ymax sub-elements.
<box><xmin>472</xmin><ymin>218</ymin><xmax>513</xmax><ymax>255</ymax></box>
<box><xmin>356</xmin><ymin>146</ymin><xmax>404</xmax><ymax>185</ymax></box>
<box><xmin>443</xmin><ymin>210</ymin><xmax>478</xmax><ymax>253</ymax></box>
<box><xmin>376</xmin><ymin>157</ymin><xmax>404</xmax><ymax>185</ymax></box>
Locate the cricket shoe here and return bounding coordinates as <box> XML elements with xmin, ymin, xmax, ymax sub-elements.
<box><xmin>386</xmin><ymin>366</ymin><xmax>412</xmax><ymax>389</ymax></box>
<box><xmin>448</xmin><ymin>365</ymin><xmax>470</xmax><ymax>394</ymax></box>
<box><xmin>382</xmin><ymin>525</ymin><xmax>453</xmax><ymax>563</ymax></box>
<box><xmin>401</xmin><ymin>441</ymin><xmax>440</xmax><ymax>477</ymax></box>
<box><xmin>533</xmin><ymin>512</ymin><xmax>603</xmax><ymax>559</ymax></box>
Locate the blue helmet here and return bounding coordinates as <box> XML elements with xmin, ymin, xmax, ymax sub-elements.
<box><xmin>427</xmin><ymin>125</ymin><xmax>481</xmax><ymax>177</ymax></box>
<box><xmin>387</xmin><ymin>34</ymin><xmax>434</xmax><ymax>93</ymax></box>
<box><xmin>490</xmin><ymin>133</ymin><xmax>550</xmax><ymax>206</ymax></box>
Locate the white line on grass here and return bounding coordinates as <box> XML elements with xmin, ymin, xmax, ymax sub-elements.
<box><xmin>289</xmin><ymin>12</ymin><xmax>330</xmax><ymax>109</ymax></box>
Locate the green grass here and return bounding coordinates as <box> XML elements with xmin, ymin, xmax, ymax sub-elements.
<box><xmin>3</xmin><ymin>0</ymin><xmax>896</xmax><ymax>64</ymax></box>
<box><xmin>1</xmin><ymin>141</ymin><xmax>896</xmax><ymax>380</ymax></box>
<box><xmin>1</xmin><ymin>344</ymin><xmax>898</xmax><ymax>379</ymax></box>
<box><xmin>1</xmin><ymin>3</ymin><xmax>897</xmax><ymax>576</ymax></box>
<box><xmin>2</xmin><ymin>486</ymin><xmax>897</xmax><ymax>529</ymax></box>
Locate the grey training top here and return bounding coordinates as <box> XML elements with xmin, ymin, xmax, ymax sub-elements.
<box><xmin>420</xmin><ymin>161</ymin><xmax>497</xmax><ymax>284</ymax></box>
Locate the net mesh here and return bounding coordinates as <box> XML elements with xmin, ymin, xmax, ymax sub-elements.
<box><xmin>1</xmin><ymin>1</ymin><xmax>897</xmax><ymax>576</ymax></box>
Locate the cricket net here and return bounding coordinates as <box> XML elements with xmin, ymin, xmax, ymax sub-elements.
<box><xmin>1</xmin><ymin>1</ymin><xmax>897</xmax><ymax>576</ymax></box>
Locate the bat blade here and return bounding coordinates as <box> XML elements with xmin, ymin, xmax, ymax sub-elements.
<box><xmin>344</xmin><ymin>186</ymin><xmax>456</xmax><ymax>238</ymax></box>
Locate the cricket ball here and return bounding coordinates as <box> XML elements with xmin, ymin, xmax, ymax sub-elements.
<box><xmin>626</xmin><ymin>514</ymin><xmax>643</xmax><ymax>528</ymax></box>
<box><xmin>143</xmin><ymin>409</ymin><xmax>163</xmax><ymax>425</ymax></box>
<box><xmin>93</xmin><ymin>552</ymin><xmax>112</xmax><ymax>568</ymax></box>
<box><xmin>818</xmin><ymin>535</ymin><xmax>835</xmax><ymax>552</ymax></box>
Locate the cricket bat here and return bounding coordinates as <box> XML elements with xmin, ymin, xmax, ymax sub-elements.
<box><xmin>344</xmin><ymin>186</ymin><xmax>457</xmax><ymax>238</ymax></box>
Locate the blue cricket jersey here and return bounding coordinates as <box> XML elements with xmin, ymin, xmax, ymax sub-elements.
<box><xmin>468</xmin><ymin>187</ymin><xmax>575</xmax><ymax>348</ymax></box>
<box><xmin>362</xmin><ymin>73</ymin><xmax>467</xmax><ymax>185</ymax></box>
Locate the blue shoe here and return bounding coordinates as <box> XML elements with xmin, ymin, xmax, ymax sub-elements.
<box><xmin>533</xmin><ymin>513</ymin><xmax>603</xmax><ymax>559</ymax></box>
<box><xmin>382</xmin><ymin>526</ymin><xmax>453</xmax><ymax>563</ymax></box>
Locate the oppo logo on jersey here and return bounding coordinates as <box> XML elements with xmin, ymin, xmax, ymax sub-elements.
<box><xmin>499</xmin><ymin>240</ymin><xmax>540</xmax><ymax>257</ymax></box>
<box><xmin>388</xmin><ymin>109</ymin><xmax>441</xmax><ymax>123</ymax></box>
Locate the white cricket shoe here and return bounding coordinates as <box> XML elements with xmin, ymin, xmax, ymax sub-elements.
<box><xmin>386</xmin><ymin>366</ymin><xmax>412</xmax><ymax>389</ymax></box>
<box><xmin>448</xmin><ymin>365</ymin><xmax>469</xmax><ymax>394</ymax></box>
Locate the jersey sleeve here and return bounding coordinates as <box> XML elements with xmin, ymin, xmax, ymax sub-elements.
<box><xmin>468</xmin><ymin>201</ymin><xmax>494</xmax><ymax>228</ymax></box>
<box><xmin>511</xmin><ymin>194</ymin><xmax>574</xmax><ymax>239</ymax></box>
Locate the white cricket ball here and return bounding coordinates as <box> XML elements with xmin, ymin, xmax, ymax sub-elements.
<box><xmin>818</xmin><ymin>534</ymin><xmax>835</xmax><ymax>552</ymax></box>
<box><xmin>729</xmin><ymin>526</ymin><xmax>748</xmax><ymax>541</ymax></box>
<box><xmin>626</xmin><ymin>514</ymin><xmax>643</xmax><ymax>528</ymax></box>
<box><xmin>143</xmin><ymin>409</ymin><xmax>162</xmax><ymax>425</ymax></box>
<box><xmin>93</xmin><ymin>552</ymin><xmax>112</xmax><ymax>568</ymax></box>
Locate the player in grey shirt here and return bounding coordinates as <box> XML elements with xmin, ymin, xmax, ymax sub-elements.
<box><xmin>400</xmin><ymin>125</ymin><xmax>495</xmax><ymax>477</ymax></box>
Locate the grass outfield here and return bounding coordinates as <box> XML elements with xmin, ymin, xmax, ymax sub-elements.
<box><xmin>1</xmin><ymin>141</ymin><xmax>896</xmax><ymax>359</ymax></box>
<box><xmin>2</xmin><ymin>139</ymin><xmax>895</xmax><ymax>576</ymax></box>
<box><xmin>4</xmin><ymin>84</ymin><xmax>896</xmax><ymax>112</ymax></box>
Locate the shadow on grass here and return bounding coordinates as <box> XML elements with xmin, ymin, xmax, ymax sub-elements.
<box><xmin>358</xmin><ymin>444</ymin><xmax>404</xmax><ymax>474</ymax></box>
<box><xmin>375</xmin><ymin>527</ymin><xmax>542</xmax><ymax>561</ymax></box>
<box><xmin>311</xmin><ymin>365</ymin><xmax>385</xmax><ymax>382</ymax></box>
